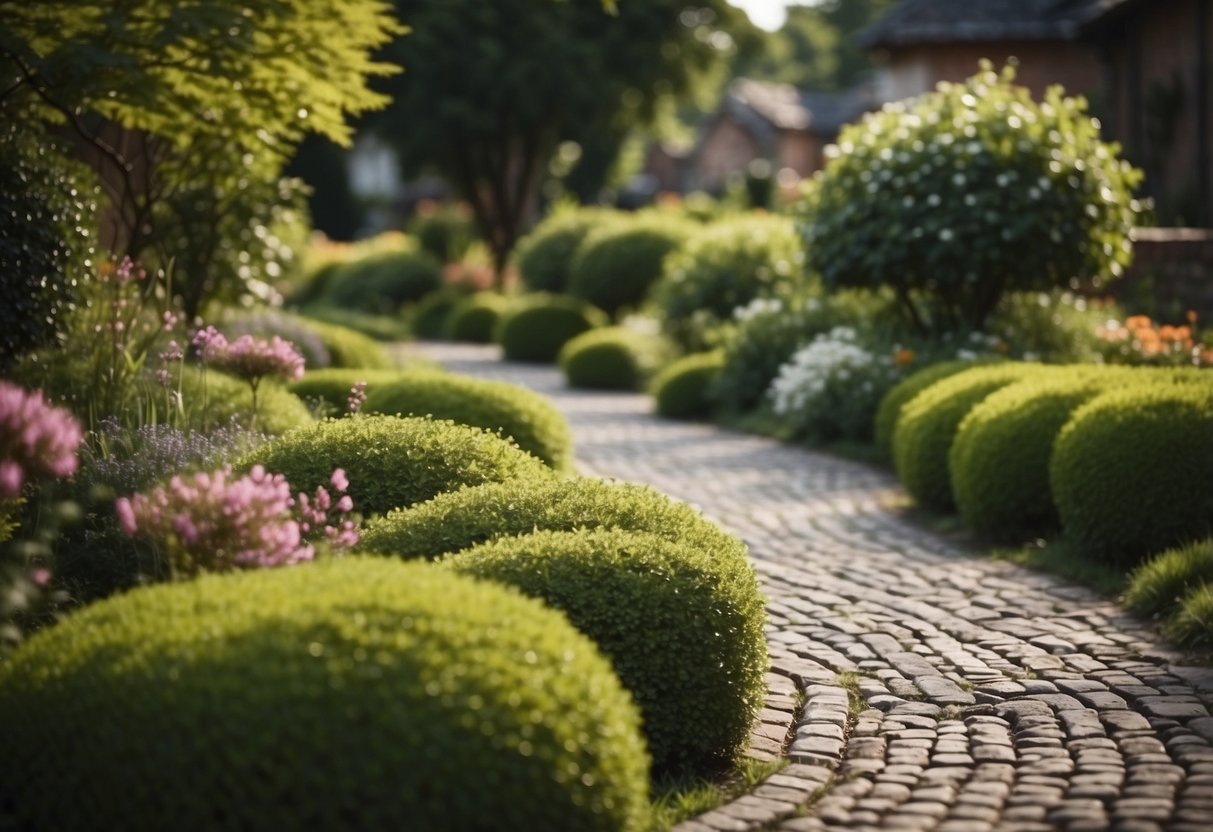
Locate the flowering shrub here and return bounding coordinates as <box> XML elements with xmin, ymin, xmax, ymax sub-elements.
<box><xmin>193</xmin><ymin>326</ymin><xmax>306</xmax><ymax>428</ymax></box>
<box><xmin>116</xmin><ymin>466</ymin><xmax>357</xmax><ymax>577</ymax></box>
<box><xmin>0</xmin><ymin>381</ymin><xmax>83</xmax><ymax>499</ymax></box>
<box><xmin>767</xmin><ymin>327</ymin><xmax>900</xmax><ymax>441</ymax></box>
<box><xmin>798</xmin><ymin>62</ymin><xmax>1143</xmax><ymax>333</ymax></box>
<box><xmin>1096</xmin><ymin>312</ymin><xmax>1213</xmax><ymax>367</ymax></box>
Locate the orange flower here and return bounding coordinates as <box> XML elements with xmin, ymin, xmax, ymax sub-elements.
<box><xmin>1125</xmin><ymin>315</ymin><xmax>1153</xmax><ymax>330</ymax></box>
<box><xmin>894</xmin><ymin>347</ymin><xmax>915</xmax><ymax>366</ymax></box>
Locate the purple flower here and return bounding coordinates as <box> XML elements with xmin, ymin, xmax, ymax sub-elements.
<box><xmin>0</xmin><ymin>381</ymin><xmax>84</xmax><ymax>498</ymax></box>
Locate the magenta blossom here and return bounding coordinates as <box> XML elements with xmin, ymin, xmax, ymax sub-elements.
<box><xmin>0</xmin><ymin>381</ymin><xmax>84</xmax><ymax>498</ymax></box>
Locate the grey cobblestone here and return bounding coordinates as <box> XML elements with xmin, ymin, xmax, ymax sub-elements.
<box><xmin>404</xmin><ymin>343</ymin><xmax>1213</xmax><ymax>831</ymax></box>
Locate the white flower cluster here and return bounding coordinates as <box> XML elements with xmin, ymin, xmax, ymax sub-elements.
<box><xmin>732</xmin><ymin>296</ymin><xmax>783</xmax><ymax>323</ymax></box>
<box><xmin>767</xmin><ymin>327</ymin><xmax>882</xmax><ymax>416</ymax></box>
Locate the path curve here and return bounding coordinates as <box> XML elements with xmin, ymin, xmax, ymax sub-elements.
<box><xmin>402</xmin><ymin>342</ymin><xmax>1213</xmax><ymax>832</ymax></box>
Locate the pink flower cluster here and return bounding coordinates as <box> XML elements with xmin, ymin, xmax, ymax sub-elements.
<box><xmin>348</xmin><ymin>381</ymin><xmax>368</xmax><ymax>414</ymax></box>
<box><xmin>0</xmin><ymin>381</ymin><xmax>84</xmax><ymax>498</ymax></box>
<box><xmin>116</xmin><ymin>466</ymin><xmax>358</xmax><ymax>575</ymax></box>
<box><xmin>192</xmin><ymin>326</ymin><xmax>305</xmax><ymax>383</ymax></box>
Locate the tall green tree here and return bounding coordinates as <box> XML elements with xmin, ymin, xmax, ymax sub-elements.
<box><xmin>0</xmin><ymin>0</ymin><xmax>402</xmax><ymax>318</ymax></box>
<box><xmin>374</xmin><ymin>0</ymin><xmax>753</xmax><ymax>282</ymax></box>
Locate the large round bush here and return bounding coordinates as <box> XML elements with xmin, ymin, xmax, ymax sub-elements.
<box><xmin>652</xmin><ymin>214</ymin><xmax>804</xmax><ymax>350</ymax></box>
<box><xmin>1050</xmin><ymin>384</ymin><xmax>1213</xmax><ymax>564</ymax></box>
<box><xmin>359</xmin><ymin>476</ymin><xmax>750</xmax><ymax>568</ymax></box>
<box><xmin>567</xmin><ymin>215</ymin><xmax>694</xmax><ymax>317</ymax></box>
<box><xmin>558</xmin><ymin>327</ymin><xmax>672</xmax><ymax>391</ymax></box>
<box><xmin>363</xmin><ymin>371</ymin><xmax>573</xmax><ymax>470</ymax></box>
<box><xmin>324</xmin><ymin>249</ymin><xmax>443</xmax><ymax>313</ymax></box>
<box><xmin>893</xmin><ymin>363</ymin><xmax>1042</xmax><ymax>511</ymax></box>
<box><xmin>874</xmin><ymin>360</ymin><xmax>992</xmax><ymax>458</ymax></box>
<box><xmin>651</xmin><ymin>350</ymin><xmax>724</xmax><ymax>419</ymax></box>
<box><xmin>0</xmin><ymin>558</ymin><xmax>651</xmax><ymax>831</ymax></box>
<box><xmin>516</xmin><ymin>209</ymin><xmax>614</xmax><ymax>293</ymax></box>
<box><xmin>299</xmin><ymin>317</ymin><xmax>394</xmax><ymax>369</ymax></box>
<box><xmin>495</xmin><ymin>293</ymin><xmax>609</xmax><ymax>363</ymax></box>
<box><xmin>949</xmin><ymin>368</ymin><xmax>1128</xmax><ymax>541</ymax></box>
<box><xmin>289</xmin><ymin>368</ymin><xmax>406</xmax><ymax>414</ymax></box>
<box><xmin>444</xmin><ymin>528</ymin><xmax>767</xmax><ymax>774</ymax></box>
<box><xmin>238</xmin><ymin>414</ymin><xmax>548</xmax><ymax>516</ymax></box>
<box><xmin>446</xmin><ymin>292</ymin><xmax>510</xmax><ymax>342</ymax></box>
<box><xmin>799</xmin><ymin>62</ymin><xmax>1142</xmax><ymax>332</ymax></box>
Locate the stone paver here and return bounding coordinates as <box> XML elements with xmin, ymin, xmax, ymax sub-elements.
<box><xmin>403</xmin><ymin>342</ymin><xmax>1213</xmax><ymax>831</ymax></box>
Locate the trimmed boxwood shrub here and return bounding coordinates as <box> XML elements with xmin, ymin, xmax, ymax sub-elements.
<box><xmin>558</xmin><ymin>327</ymin><xmax>672</xmax><ymax>391</ymax></box>
<box><xmin>324</xmin><ymin>249</ymin><xmax>443</xmax><ymax>314</ymax></box>
<box><xmin>407</xmin><ymin>286</ymin><xmax>467</xmax><ymax>340</ymax></box>
<box><xmin>568</xmin><ymin>216</ymin><xmax>695</xmax><ymax>317</ymax></box>
<box><xmin>0</xmin><ymin>558</ymin><xmax>652</xmax><ymax>831</ymax></box>
<box><xmin>444</xmin><ymin>528</ymin><xmax>767</xmax><ymax>774</ymax></box>
<box><xmin>516</xmin><ymin>209</ymin><xmax>614</xmax><ymax>293</ymax></box>
<box><xmin>1124</xmin><ymin>538</ymin><xmax>1213</xmax><ymax>620</ymax></box>
<box><xmin>949</xmin><ymin>368</ymin><xmax>1130</xmax><ymax>541</ymax></box>
<box><xmin>238</xmin><ymin>414</ymin><xmax>549</xmax><ymax>516</ymax></box>
<box><xmin>298</xmin><ymin>317</ymin><xmax>394</xmax><ymax>369</ymax></box>
<box><xmin>651</xmin><ymin>350</ymin><xmax>724</xmax><ymax>419</ymax></box>
<box><xmin>447</xmin><ymin>292</ymin><xmax>510</xmax><ymax>343</ymax></box>
<box><xmin>363</xmin><ymin>371</ymin><xmax>573</xmax><ymax>470</ymax></box>
<box><xmin>288</xmin><ymin>368</ymin><xmax>406</xmax><ymax>414</ymax></box>
<box><xmin>1050</xmin><ymin>384</ymin><xmax>1213</xmax><ymax>564</ymax></box>
<box><xmin>359</xmin><ymin>476</ymin><xmax>750</xmax><ymax>570</ymax></box>
<box><xmin>874</xmin><ymin>360</ymin><xmax>992</xmax><ymax>459</ymax></box>
<box><xmin>180</xmin><ymin>366</ymin><xmax>313</xmax><ymax>437</ymax></box>
<box><xmin>495</xmin><ymin>293</ymin><xmax>609</xmax><ymax>363</ymax></box>
<box><xmin>651</xmin><ymin>215</ymin><xmax>804</xmax><ymax>350</ymax></box>
<box><xmin>893</xmin><ymin>363</ymin><xmax>1042</xmax><ymax>511</ymax></box>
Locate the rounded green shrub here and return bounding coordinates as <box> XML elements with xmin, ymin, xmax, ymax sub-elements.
<box><xmin>1050</xmin><ymin>384</ymin><xmax>1213</xmax><ymax>564</ymax></box>
<box><xmin>359</xmin><ymin>476</ymin><xmax>750</xmax><ymax>570</ymax></box>
<box><xmin>408</xmin><ymin>203</ymin><xmax>476</xmax><ymax>263</ymax></box>
<box><xmin>325</xmin><ymin>249</ymin><xmax>443</xmax><ymax>314</ymax></box>
<box><xmin>949</xmin><ymin>368</ymin><xmax>1129</xmax><ymax>541</ymax></box>
<box><xmin>180</xmin><ymin>366</ymin><xmax>313</xmax><ymax>436</ymax></box>
<box><xmin>798</xmin><ymin>62</ymin><xmax>1142</xmax><ymax>332</ymax></box>
<box><xmin>238</xmin><ymin>414</ymin><xmax>549</xmax><ymax>516</ymax></box>
<box><xmin>0</xmin><ymin>558</ymin><xmax>651</xmax><ymax>831</ymax></box>
<box><xmin>446</xmin><ymin>292</ymin><xmax>510</xmax><ymax>343</ymax></box>
<box><xmin>298</xmin><ymin>317</ymin><xmax>394</xmax><ymax>369</ymax></box>
<box><xmin>558</xmin><ymin>327</ymin><xmax>672</xmax><ymax>391</ymax></box>
<box><xmin>652</xmin><ymin>215</ymin><xmax>805</xmax><ymax>350</ymax></box>
<box><xmin>407</xmin><ymin>286</ymin><xmax>469</xmax><ymax>340</ymax></box>
<box><xmin>874</xmin><ymin>360</ymin><xmax>991</xmax><ymax>459</ymax></box>
<box><xmin>893</xmin><ymin>363</ymin><xmax>1043</xmax><ymax>511</ymax></box>
<box><xmin>651</xmin><ymin>350</ymin><xmax>724</xmax><ymax>419</ymax></box>
<box><xmin>363</xmin><ymin>371</ymin><xmax>573</xmax><ymax>470</ymax></box>
<box><xmin>568</xmin><ymin>216</ymin><xmax>694</xmax><ymax>317</ymax></box>
<box><xmin>1124</xmin><ymin>538</ymin><xmax>1213</xmax><ymax>620</ymax></box>
<box><xmin>516</xmin><ymin>209</ymin><xmax>614</xmax><ymax>293</ymax></box>
<box><xmin>495</xmin><ymin>293</ymin><xmax>609</xmax><ymax>363</ymax></box>
<box><xmin>444</xmin><ymin>528</ymin><xmax>767</xmax><ymax>774</ymax></box>
<box><xmin>288</xmin><ymin>368</ymin><xmax>406</xmax><ymax>414</ymax></box>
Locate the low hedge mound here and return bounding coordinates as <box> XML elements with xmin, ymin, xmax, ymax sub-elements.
<box><xmin>407</xmin><ymin>287</ymin><xmax>468</xmax><ymax>340</ymax></box>
<box><xmin>358</xmin><ymin>476</ymin><xmax>750</xmax><ymax>570</ymax></box>
<box><xmin>874</xmin><ymin>359</ymin><xmax>990</xmax><ymax>458</ymax></box>
<box><xmin>651</xmin><ymin>351</ymin><xmax>724</xmax><ymax>419</ymax></box>
<box><xmin>0</xmin><ymin>558</ymin><xmax>651</xmax><ymax>831</ymax></box>
<box><xmin>446</xmin><ymin>293</ymin><xmax>510</xmax><ymax>343</ymax></box>
<box><xmin>180</xmin><ymin>367</ymin><xmax>312</xmax><ymax>437</ymax></box>
<box><xmin>893</xmin><ymin>363</ymin><xmax>1041</xmax><ymax>511</ymax></box>
<box><xmin>516</xmin><ymin>209</ymin><xmax>612</xmax><ymax>293</ymax></box>
<box><xmin>237</xmin><ymin>414</ymin><xmax>548</xmax><ymax>516</ymax></box>
<box><xmin>568</xmin><ymin>217</ymin><xmax>694</xmax><ymax>317</ymax></box>
<box><xmin>444</xmin><ymin>528</ymin><xmax>767</xmax><ymax>774</ymax></box>
<box><xmin>558</xmin><ymin>327</ymin><xmax>671</xmax><ymax>391</ymax></box>
<box><xmin>288</xmin><ymin>369</ymin><xmax>406</xmax><ymax>415</ymax></box>
<box><xmin>495</xmin><ymin>293</ymin><xmax>609</xmax><ymax>363</ymax></box>
<box><xmin>323</xmin><ymin>249</ymin><xmax>443</xmax><ymax>314</ymax></box>
<box><xmin>362</xmin><ymin>371</ymin><xmax>573</xmax><ymax>470</ymax></box>
<box><xmin>1050</xmin><ymin>384</ymin><xmax>1213</xmax><ymax>564</ymax></box>
<box><xmin>298</xmin><ymin>317</ymin><xmax>394</xmax><ymax>369</ymax></box>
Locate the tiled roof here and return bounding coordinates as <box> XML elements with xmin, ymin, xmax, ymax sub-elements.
<box><xmin>724</xmin><ymin>78</ymin><xmax>872</xmax><ymax>139</ymax></box>
<box><xmin>858</xmin><ymin>0</ymin><xmax>1108</xmax><ymax>48</ymax></box>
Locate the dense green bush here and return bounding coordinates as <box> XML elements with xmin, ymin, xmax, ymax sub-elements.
<box><xmin>568</xmin><ymin>214</ymin><xmax>695</xmax><ymax>317</ymax></box>
<box><xmin>558</xmin><ymin>327</ymin><xmax>673</xmax><ymax>391</ymax></box>
<box><xmin>1124</xmin><ymin>538</ymin><xmax>1213</xmax><ymax>620</ymax></box>
<box><xmin>180</xmin><ymin>367</ymin><xmax>313</xmax><ymax>436</ymax></box>
<box><xmin>651</xmin><ymin>350</ymin><xmax>724</xmax><ymax>419</ymax></box>
<box><xmin>495</xmin><ymin>293</ymin><xmax>609</xmax><ymax>363</ymax></box>
<box><xmin>288</xmin><ymin>369</ymin><xmax>406</xmax><ymax>414</ymax></box>
<box><xmin>873</xmin><ymin>360</ymin><xmax>1002</xmax><ymax>459</ymax></box>
<box><xmin>408</xmin><ymin>203</ymin><xmax>476</xmax><ymax>263</ymax></box>
<box><xmin>363</xmin><ymin>371</ymin><xmax>573</xmax><ymax>470</ymax></box>
<box><xmin>359</xmin><ymin>476</ymin><xmax>750</xmax><ymax>569</ymax></box>
<box><xmin>986</xmin><ymin>291</ymin><xmax>1115</xmax><ymax>363</ymax></box>
<box><xmin>238</xmin><ymin>414</ymin><xmax>548</xmax><ymax>516</ymax></box>
<box><xmin>446</xmin><ymin>292</ymin><xmax>511</xmax><ymax>342</ymax></box>
<box><xmin>297</xmin><ymin>317</ymin><xmax>395</xmax><ymax>369</ymax></box>
<box><xmin>651</xmin><ymin>215</ymin><xmax>804</xmax><ymax>350</ymax></box>
<box><xmin>324</xmin><ymin>249</ymin><xmax>443</xmax><ymax>314</ymax></box>
<box><xmin>516</xmin><ymin>209</ymin><xmax>614</xmax><ymax>293</ymax></box>
<box><xmin>798</xmin><ymin>62</ymin><xmax>1142</xmax><ymax>333</ymax></box>
<box><xmin>949</xmin><ymin>369</ymin><xmax>1128</xmax><ymax>541</ymax></box>
<box><xmin>0</xmin><ymin>558</ymin><xmax>651</xmax><ymax>831</ymax></box>
<box><xmin>893</xmin><ymin>363</ymin><xmax>1042</xmax><ymax>511</ymax></box>
<box><xmin>297</xmin><ymin>304</ymin><xmax>412</xmax><ymax>343</ymax></box>
<box><xmin>444</xmin><ymin>528</ymin><xmax>767</xmax><ymax>774</ymax></box>
<box><xmin>1050</xmin><ymin>384</ymin><xmax>1213</xmax><ymax>564</ymax></box>
<box><xmin>406</xmin><ymin>287</ymin><xmax>466</xmax><ymax>339</ymax></box>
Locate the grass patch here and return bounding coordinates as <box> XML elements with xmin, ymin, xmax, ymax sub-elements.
<box><xmin>990</xmin><ymin>537</ymin><xmax>1128</xmax><ymax>598</ymax></box>
<box><xmin>648</xmin><ymin>757</ymin><xmax>786</xmax><ymax>831</ymax></box>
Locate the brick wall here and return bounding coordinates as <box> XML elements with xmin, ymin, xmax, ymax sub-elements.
<box><xmin>1112</xmin><ymin>227</ymin><xmax>1213</xmax><ymax>319</ymax></box>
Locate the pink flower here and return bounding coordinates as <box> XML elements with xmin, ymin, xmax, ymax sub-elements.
<box><xmin>331</xmin><ymin>468</ymin><xmax>349</xmax><ymax>492</ymax></box>
<box><xmin>30</xmin><ymin>568</ymin><xmax>51</xmax><ymax>587</ymax></box>
<box><xmin>347</xmin><ymin>382</ymin><xmax>367</xmax><ymax>414</ymax></box>
<box><xmin>0</xmin><ymin>381</ymin><xmax>84</xmax><ymax>498</ymax></box>
<box><xmin>194</xmin><ymin>327</ymin><xmax>305</xmax><ymax>383</ymax></box>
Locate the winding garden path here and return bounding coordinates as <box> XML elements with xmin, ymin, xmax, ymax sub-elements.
<box><xmin>403</xmin><ymin>341</ymin><xmax>1213</xmax><ymax>832</ymax></box>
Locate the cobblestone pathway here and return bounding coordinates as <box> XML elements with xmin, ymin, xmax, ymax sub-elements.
<box><xmin>403</xmin><ymin>342</ymin><xmax>1213</xmax><ymax>832</ymax></box>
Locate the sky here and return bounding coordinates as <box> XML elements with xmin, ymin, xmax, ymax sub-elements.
<box><xmin>730</xmin><ymin>0</ymin><xmax>797</xmax><ymax>31</ymax></box>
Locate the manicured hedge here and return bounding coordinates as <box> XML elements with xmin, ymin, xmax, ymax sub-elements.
<box><xmin>1050</xmin><ymin>384</ymin><xmax>1213</xmax><ymax>564</ymax></box>
<box><xmin>495</xmin><ymin>293</ymin><xmax>608</xmax><ymax>363</ymax></box>
<box><xmin>298</xmin><ymin>317</ymin><xmax>395</xmax><ymax>370</ymax></box>
<box><xmin>363</xmin><ymin>371</ymin><xmax>573</xmax><ymax>470</ymax></box>
<box><xmin>874</xmin><ymin>359</ymin><xmax>991</xmax><ymax>459</ymax></box>
<box><xmin>238</xmin><ymin>414</ymin><xmax>548</xmax><ymax>516</ymax></box>
<box><xmin>568</xmin><ymin>216</ymin><xmax>694</xmax><ymax>317</ymax></box>
<box><xmin>446</xmin><ymin>293</ymin><xmax>510</xmax><ymax>343</ymax></box>
<box><xmin>516</xmin><ymin>209</ymin><xmax>613</xmax><ymax>293</ymax></box>
<box><xmin>444</xmin><ymin>528</ymin><xmax>767</xmax><ymax>774</ymax></box>
<box><xmin>0</xmin><ymin>558</ymin><xmax>652</xmax><ymax>831</ymax></box>
<box><xmin>651</xmin><ymin>351</ymin><xmax>724</xmax><ymax>419</ymax></box>
<box><xmin>558</xmin><ymin>327</ymin><xmax>672</xmax><ymax>391</ymax></box>
<box><xmin>288</xmin><ymin>369</ymin><xmax>406</xmax><ymax>414</ymax></box>
<box><xmin>323</xmin><ymin>249</ymin><xmax>443</xmax><ymax>314</ymax></box>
